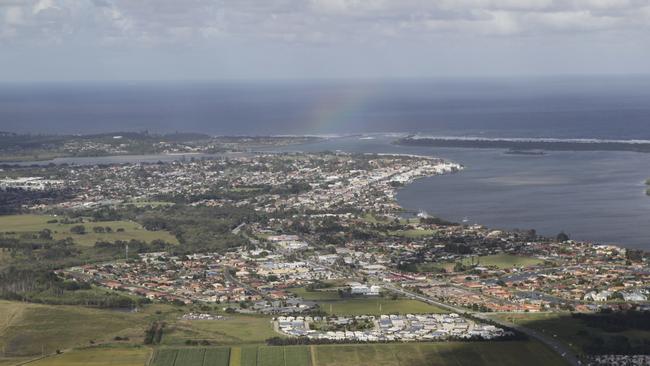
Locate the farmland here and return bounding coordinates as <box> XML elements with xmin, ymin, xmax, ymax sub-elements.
<box><xmin>312</xmin><ymin>341</ymin><xmax>567</xmax><ymax>366</ymax></box>
<box><xmin>0</xmin><ymin>214</ymin><xmax>177</xmax><ymax>246</ymax></box>
<box><xmin>150</xmin><ymin>341</ymin><xmax>566</xmax><ymax>366</ymax></box>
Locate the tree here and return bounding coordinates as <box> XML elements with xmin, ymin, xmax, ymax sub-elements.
<box><xmin>556</xmin><ymin>232</ymin><xmax>570</xmax><ymax>242</ymax></box>
<box><xmin>38</xmin><ymin>229</ymin><xmax>53</xmax><ymax>240</ymax></box>
<box><xmin>70</xmin><ymin>225</ymin><xmax>86</xmax><ymax>235</ymax></box>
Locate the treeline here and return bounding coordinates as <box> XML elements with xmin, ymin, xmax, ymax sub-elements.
<box><xmin>574</xmin><ymin>311</ymin><xmax>650</xmax><ymax>355</ymax></box>
<box><xmin>265</xmin><ymin>332</ymin><xmax>524</xmax><ymax>346</ymax></box>
<box><xmin>0</xmin><ymin>187</ymin><xmax>75</xmax><ymax>214</ymax></box>
<box><xmin>138</xmin><ymin>205</ymin><xmax>260</xmax><ymax>252</ymax></box>
<box><xmin>144</xmin><ymin>321</ymin><xmax>166</xmax><ymax>345</ymax></box>
<box><xmin>573</xmin><ymin>310</ymin><xmax>650</xmax><ymax>333</ymax></box>
<box><xmin>0</xmin><ymin>266</ymin><xmax>142</xmax><ymax>307</ymax></box>
<box><xmin>152</xmin><ymin>181</ymin><xmax>311</xmax><ymax>203</ymax></box>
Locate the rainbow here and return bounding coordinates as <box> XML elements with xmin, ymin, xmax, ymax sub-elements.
<box><xmin>303</xmin><ymin>84</ymin><xmax>380</xmax><ymax>133</ymax></box>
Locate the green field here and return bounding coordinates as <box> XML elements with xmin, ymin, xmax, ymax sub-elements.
<box><xmin>0</xmin><ymin>300</ymin><xmax>175</xmax><ymax>358</ymax></box>
<box><xmin>151</xmin><ymin>348</ymin><xmax>232</xmax><ymax>366</ymax></box>
<box><xmin>288</xmin><ymin>287</ymin><xmax>343</xmax><ymax>301</ymax></box>
<box><xmin>0</xmin><ymin>214</ymin><xmax>177</xmax><ymax>246</ymax></box>
<box><xmin>151</xmin><ymin>341</ymin><xmax>566</xmax><ymax>366</ymax></box>
<box><xmin>283</xmin><ymin>346</ymin><xmax>312</xmax><ymax>366</ymax></box>
<box><xmin>257</xmin><ymin>347</ymin><xmax>284</xmax><ymax>366</ymax></box>
<box><xmin>205</xmin><ymin>348</ymin><xmax>231</xmax><ymax>366</ymax></box>
<box><xmin>239</xmin><ymin>346</ymin><xmax>258</xmax><ymax>366</ymax></box>
<box><xmin>174</xmin><ymin>348</ymin><xmax>205</xmax><ymax>366</ymax></box>
<box><xmin>27</xmin><ymin>346</ymin><xmax>152</xmax><ymax>366</ymax></box>
<box><xmin>161</xmin><ymin>315</ymin><xmax>277</xmax><ymax>346</ymax></box>
<box><xmin>319</xmin><ymin>298</ymin><xmax>448</xmax><ymax>316</ymax></box>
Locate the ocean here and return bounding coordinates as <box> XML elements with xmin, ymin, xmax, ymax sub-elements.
<box><xmin>2</xmin><ymin>77</ymin><xmax>650</xmax><ymax>249</ymax></box>
<box><xmin>2</xmin><ymin>76</ymin><xmax>650</xmax><ymax>138</ymax></box>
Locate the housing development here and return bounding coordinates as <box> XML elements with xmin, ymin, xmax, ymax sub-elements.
<box><xmin>1</xmin><ymin>146</ymin><xmax>649</xmax><ymax>366</ymax></box>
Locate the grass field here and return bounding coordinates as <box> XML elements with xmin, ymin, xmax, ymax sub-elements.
<box><xmin>313</xmin><ymin>341</ymin><xmax>567</xmax><ymax>366</ymax></box>
<box><xmin>28</xmin><ymin>346</ymin><xmax>151</xmax><ymax>366</ymax></box>
<box><xmin>174</xmin><ymin>348</ymin><xmax>206</xmax><ymax>366</ymax></box>
<box><xmin>239</xmin><ymin>346</ymin><xmax>258</xmax><ymax>366</ymax></box>
<box><xmin>257</xmin><ymin>347</ymin><xmax>283</xmax><ymax>366</ymax></box>
<box><xmin>319</xmin><ymin>298</ymin><xmax>448</xmax><ymax>316</ymax></box>
<box><xmin>0</xmin><ymin>300</ymin><xmax>175</xmax><ymax>357</ymax></box>
<box><xmin>283</xmin><ymin>346</ymin><xmax>312</xmax><ymax>366</ymax></box>
<box><xmin>0</xmin><ymin>214</ymin><xmax>177</xmax><ymax>246</ymax></box>
<box><xmin>161</xmin><ymin>315</ymin><xmax>277</xmax><ymax>346</ymax></box>
<box><xmin>204</xmin><ymin>348</ymin><xmax>230</xmax><ymax>366</ymax></box>
<box><xmin>288</xmin><ymin>287</ymin><xmax>343</xmax><ymax>301</ymax></box>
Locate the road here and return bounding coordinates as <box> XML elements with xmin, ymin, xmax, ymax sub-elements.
<box><xmin>257</xmin><ymin>238</ymin><xmax>581</xmax><ymax>365</ymax></box>
<box><xmin>379</xmin><ymin>280</ymin><xmax>580</xmax><ymax>366</ymax></box>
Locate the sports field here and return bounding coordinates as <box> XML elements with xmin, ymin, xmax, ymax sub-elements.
<box><xmin>319</xmin><ymin>298</ymin><xmax>448</xmax><ymax>316</ymax></box>
<box><xmin>0</xmin><ymin>214</ymin><xmax>177</xmax><ymax>246</ymax></box>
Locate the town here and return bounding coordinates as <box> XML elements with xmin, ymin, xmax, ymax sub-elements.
<box><xmin>1</xmin><ymin>149</ymin><xmax>649</xmax><ymax>366</ymax></box>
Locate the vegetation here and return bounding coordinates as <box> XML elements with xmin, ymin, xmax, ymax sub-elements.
<box><xmin>0</xmin><ymin>214</ymin><xmax>178</xmax><ymax>246</ymax></box>
<box><xmin>161</xmin><ymin>315</ymin><xmax>278</xmax><ymax>346</ymax></box>
<box><xmin>28</xmin><ymin>346</ymin><xmax>152</xmax><ymax>366</ymax></box>
<box><xmin>0</xmin><ymin>300</ymin><xmax>175</xmax><ymax>358</ymax></box>
<box><xmin>491</xmin><ymin>311</ymin><xmax>650</xmax><ymax>356</ymax></box>
<box><xmin>397</xmin><ymin>136</ymin><xmax>650</xmax><ymax>153</ymax></box>
<box><xmin>312</xmin><ymin>341</ymin><xmax>566</xmax><ymax>366</ymax></box>
<box><xmin>405</xmin><ymin>254</ymin><xmax>546</xmax><ymax>273</ymax></box>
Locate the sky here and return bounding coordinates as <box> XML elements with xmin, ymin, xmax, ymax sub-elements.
<box><xmin>1</xmin><ymin>0</ymin><xmax>650</xmax><ymax>81</ymax></box>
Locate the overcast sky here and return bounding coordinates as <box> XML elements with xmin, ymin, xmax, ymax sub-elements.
<box><xmin>1</xmin><ymin>0</ymin><xmax>650</xmax><ymax>81</ymax></box>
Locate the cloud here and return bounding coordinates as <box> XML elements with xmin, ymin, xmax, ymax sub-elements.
<box><xmin>1</xmin><ymin>0</ymin><xmax>650</xmax><ymax>80</ymax></box>
<box><xmin>1</xmin><ymin>0</ymin><xmax>649</xmax><ymax>47</ymax></box>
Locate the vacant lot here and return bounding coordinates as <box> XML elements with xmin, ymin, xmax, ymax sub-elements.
<box><xmin>28</xmin><ymin>346</ymin><xmax>151</xmax><ymax>366</ymax></box>
<box><xmin>0</xmin><ymin>214</ymin><xmax>177</xmax><ymax>246</ymax></box>
<box><xmin>0</xmin><ymin>300</ymin><xmax>173</xmax><ymax>357</ymax></box>
<box><xmin>162</xmin><ymin>315</ymin><xmax>277</xmax><ymax>346</ymax></box>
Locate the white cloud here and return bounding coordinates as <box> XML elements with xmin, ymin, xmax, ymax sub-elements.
<box><xmin>1</xmin><ymin>0</ymin><xmax>649</xmax><ymax>51</ymax></box>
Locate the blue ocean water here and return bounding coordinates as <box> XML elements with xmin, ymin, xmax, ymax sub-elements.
<box><xmin>1</xmin><ymin>76</ymin><xmax>650</xmax><ymax>138</ymax></box>
<box><xmin>2</xmin><ymin>77</ymin><xmax>650</xmax><ymax>249</ymax></box>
